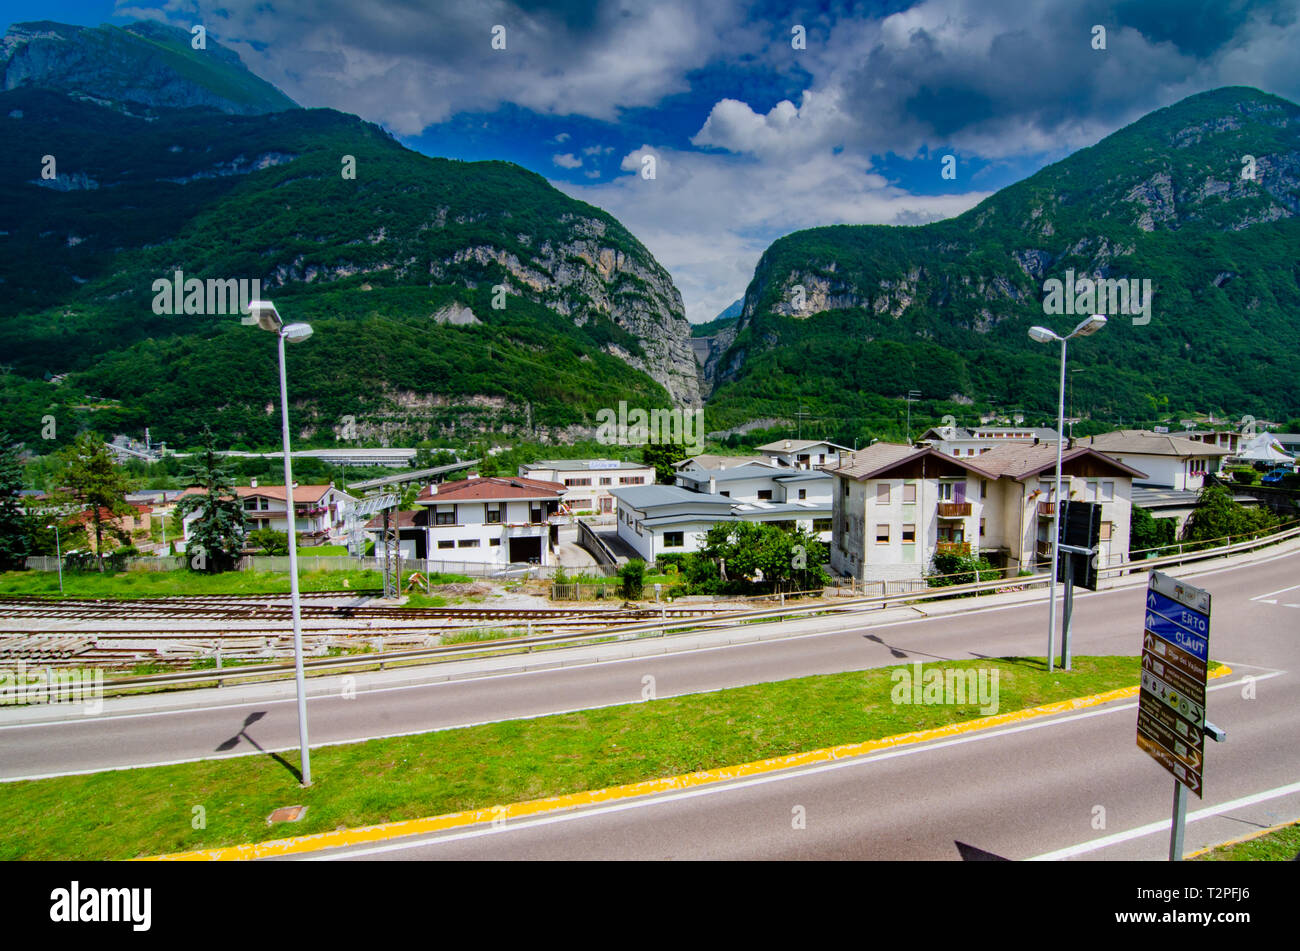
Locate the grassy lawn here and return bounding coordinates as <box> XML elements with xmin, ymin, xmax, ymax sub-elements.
<box><xmin>1194</xmin><ymin>821</ymin><xmax>1300</xmax><ymax>861</ymax></box>
<box><xmin>0</xmin><ymin>655</ymin><xmax>1155</xmax><ymax>860</ymax></box>
<box><xmin>0</xmin><ymin>568</ymin><xmax>410</xmax><ymax>598</ymax></box>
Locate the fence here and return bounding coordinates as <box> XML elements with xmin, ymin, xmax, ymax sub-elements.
<box><xmin>576</xmin><ymin>518</ymin><xmax>620</xmax><ymax>569</ymax></box>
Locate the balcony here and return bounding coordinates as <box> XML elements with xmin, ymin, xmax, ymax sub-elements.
<box><xmin>936</xmin><ymin>541</ymin><xmax>970</xmax><ymax>556</ymax></box>
<box><xmin>1035</xmin><ymin>540</ymin><xmax>1054</xmax><ymax>560</ymax></box>
<box><xmin>1037</xmin><ymin>501</ymin><xmax>1056</xmax><ymax>517</ymax></box>
<box><xmin>937</xmin><ymin>501</ymin><xmax>972</xmax><ymax>517</ymax></box>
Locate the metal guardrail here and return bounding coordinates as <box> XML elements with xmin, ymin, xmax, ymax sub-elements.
<box><xmin>19</xmin><ymin>523</ymin><xmax>1300</xmax><ymax>701</ymax></box>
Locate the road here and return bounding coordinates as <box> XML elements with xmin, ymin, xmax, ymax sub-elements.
<box><xmin>3</xmin><ymin>550</ymin><xmax>1298</xmax><ymax>860</ymax></box>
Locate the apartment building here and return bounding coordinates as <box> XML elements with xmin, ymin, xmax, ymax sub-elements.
<box><xmin>917</xmin><ymin>425</ymin><xmax>1060</xmax><ymax>458</ymax></box>
<box><xmin>828</xmin><ymin>441</ymin><xmax>1144</xmax><ymax>582</ymax></box>
<box><xmin>516</xmin><ymin>459</ymin><xmax>654</xmax><ymax>515</ymax></box>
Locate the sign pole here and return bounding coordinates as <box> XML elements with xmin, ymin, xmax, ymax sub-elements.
<box><xmin>1061</xmin><ymin>554</ymin><xmax>1074</xmax><ymax>671</ymax></box>
<box><xmin>1169</xmin><ymin>779</ymin><xmax>1188</xmax><ymax>861</ymax></box>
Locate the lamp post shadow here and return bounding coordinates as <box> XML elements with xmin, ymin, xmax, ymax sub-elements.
<box><xmin>216</xmin><ymin>711</ymin><xmax>304</xmax><ymax>785</ymax></box>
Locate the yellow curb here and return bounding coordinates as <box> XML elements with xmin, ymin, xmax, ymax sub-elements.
<box><xmin>1185</xmin><ymin>815</ymin><xmax>1300</xmax><ymax>860</ymax></box>
<box><xmin>141</xmin><ymin>663</ymin><xmax>1233</xmax><ymax>861</ymax></box>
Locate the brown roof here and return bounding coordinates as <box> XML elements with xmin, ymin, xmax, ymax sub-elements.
<box><xmin>1077</xmin><ymin>430</ymin><xmax>1233</xmax><ymax>457</ymax></box>
<box><xmin>829</xmin><ymin>443</ymin><xmax>997</xmax><ymax>480</ymax></box>
<box><xmin>179</xmin><ymin>484</ymin><xmax>337</xmax><ymax>502</ymax></box>
<box><xmin>973</xmin><ymin>442</ymin><xmax>1147</xmax><ymax>479</ymax></box>
<box><xmin>415</xmin><ymin>476</ymin><xmax>564</xmax><ymax>503</ymax></box>
<box><xmin>363</xmin><ymin>509</ymin><xmax>424</xmax><ymax>530</ymax></box>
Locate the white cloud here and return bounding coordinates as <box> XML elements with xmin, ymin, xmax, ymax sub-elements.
<box><xmin>552</xmin><ymin>152</ymin><xmax>583</xmax><ymax>169</ymax></box>
<box><xmin>559</xmin><ymin>143</ymin><xmax>989</xmax><ymax>323</ymax></box>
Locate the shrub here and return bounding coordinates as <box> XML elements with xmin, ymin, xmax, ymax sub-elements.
<box><xmin>619</xmin><ymin>559</ymin><xmax>645</xmax><ymax>599</ymax></box>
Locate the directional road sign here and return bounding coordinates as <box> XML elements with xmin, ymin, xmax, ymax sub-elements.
<box><xmin>1137</xmin><ymin>571</ymin><xmax>1211</xmax><ymax>798</ymax></box>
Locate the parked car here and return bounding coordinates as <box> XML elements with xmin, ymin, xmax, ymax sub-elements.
<box><xmin>1261</xmin><ymin>467</ymin><xmax>1294</xmax><ymax>485</ymax></box>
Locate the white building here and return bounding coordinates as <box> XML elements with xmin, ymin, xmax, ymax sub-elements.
<box><xmin>756</xmin><ymin>439</ymin><xmax>851</xmax><ymax>470</ymax></box>
<box><xmin>368</xmin><ymin>476</ymin><xmax>565</xmax><ymax>565</ymax></box>
<box><xmin>917</xmin><ymin>425</ymin><xmax>1060</xmax><ymax>458</ymax></box>
<box><xmin>610</xmin><ymin>482</ymin><xmax>833</xmax><ymax>563</ymax></box>
<box><xmin>516</xmin><ymin>459</ymin><xmax>654</xmax><ymax>515</ymax></box>
<box><xmin>827</xmin><ymin>441</ymin><xmax>1144</xmax><ymax>582</ymax></box>
<box><xmin>675</xmin><ymin>463</ymin><xmax>832</xmax><ymax>504</ymax></box>
<box><xmin>1075</xmin><ymin>430</ymin><xmax>1231</xmax><ymax>490</ymax></box>
<box><xmin>180</xmin><ymin>482</ymin><xmax>355</xmax><ymax>547</ymax></box>
<box><xmin>673</xmin><ymin>454</ymin><xmax>773</xmax><ymax>474</ymax></box>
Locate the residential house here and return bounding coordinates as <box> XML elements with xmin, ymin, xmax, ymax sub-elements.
<box><xmin>368</xmin><ymin>476</ymin><xmax>565</xmax><ymax>565</ymax></box>
<box><xmin>516</xmin><ymin>459</ymin><xmax>654</xmax><ymax>515</ymax></box>
<box><xmin>756</xmin><ymin>439</ymin><xmax>851</xmax><ymax>470</ymax></box>
<box><xmin>611</xmin><ymin>478</ymin><xmax>833</xmax><ymax>564</ymax></box>
<box><xmin>673</xmin><ymin>454</ymin><xmax>773</xmax><ymax>474</ymax></box>
<box><xmin>827</xmin><ymin>441</ymin><xmax>1144</xmax><ymax>582</ymax></box>
<box><xmin>180</xmin><ymin>482</ymin><xmax>356</xmax><ymax>548</ymax></box>
<box><xmin>1075</xmin><ymin>430</ymin><xmax>1230</xmax><ymax>490</ymax></box>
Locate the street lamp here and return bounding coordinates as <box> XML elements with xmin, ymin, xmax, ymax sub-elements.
<box><xmin>245</xmin><ymin>299</ymin><xmax>314</xmax><ymax>786</ymax></box>
<box><xmin>47</xmin><ymin>524</ymin><xmax>63</xmax><ymax>596</ymax></box>
<box><xmin>1028</xmin><ymin>314</ymin><xmax>1107</xmax><ymax>672</ymax></box>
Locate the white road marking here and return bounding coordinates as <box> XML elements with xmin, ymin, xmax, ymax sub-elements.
<box><xmin>302</xmin><ymin>672</ymin><xmax>1285</xmax><ymax>860</ymax></box>
<box><xmin>1028</xmin><ymin>780</ymin><xmax>1300</xmax><ymax>861</ymax></box>
<box><xmin>1250</xmin><ymin>581</ymin><xmax>1300</xmax><ymax>601</ymax></box>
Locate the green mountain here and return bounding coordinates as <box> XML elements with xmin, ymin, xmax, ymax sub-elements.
<box><xmin>704</xmin><ymin>87</ymin><xmax>1300</xmax><ymax>439</ymax></box>
<box><xmin>1</xmin><ymin>20</ymin><xmax>298</xmax><ymax>115</ymax></box>
<box><xmin>0</xmin><ymin>23</ymin><xmax>699</xmax><ymax>451</ymax></box>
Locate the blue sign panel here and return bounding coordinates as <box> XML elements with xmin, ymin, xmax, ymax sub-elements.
<box><xmin>1144</xmin><ymin>608</ymin><xmax>1209</xmax><ymax>662</ymax></box>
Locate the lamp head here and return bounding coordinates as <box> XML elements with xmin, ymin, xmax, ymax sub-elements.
<box><xmin>1028</xmin><ymin>326</ymin><xmax>1060</xmax><ymax>345</ymax></box>
<box><xmin>244</xmin><ymin>300</ymin><xmax>282</xmax><ymax>332</ymax></box>
<box><xmin>282</xmin><ymin>322</ymin><xmax>314</xmax><ymax>344</ymax></box>
<box><xmin>1070</xmin><ymin>314</ymin><xmax>1108</xmax><ymax>338</ymax></box>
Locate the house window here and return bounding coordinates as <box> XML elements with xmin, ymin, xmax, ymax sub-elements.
<box><xmin>843</xmin><ymin>482</ymin><xmax>850</xmax><ymax>498</ymax></box>
<box><xmin>937</xmin><ymin>525</ymin><xmax>964</xmax><ymax>543</ymax></box>
<box><xmin>1099</xmin><ymin>481</ymin><xmax>1114</xmax><ymax>501</ymax></box>
<box><xmin>599</xmin><ymin>477</ymin><xmax>612</xmax><ymax>486</ymax></box>
<box><xmin>1100</xmin><ymin>521</ymin><xmax>1113</xmax><ymax>541</ymax></box>
<box><xmin>489</xmin><ymin>538</ymin><xmax>501</xmax><ymax>546</ymax></box>
<box><xmin>875</xmin><ymin>525</ymin><xmax>890</xmax><ymax>543</ymax></box>
<box><xmin>980</xmin><ymin>518</ymin><xmax>986</xmax><ymax>537</ymax></box>
<box><xmin>813</xmin><ymin>518</ymin><xmax>831</xmax><ymax>533</ymax></box>
<box><xmin>903</xmin><ymin>483</ymin><xmax>916</xmax><ymax>503</ymax></box>
<box><xmin>798</xmin><ymin>489</ymin><xmax>807</xmax><ymax>500</ymax></box>
<box><xmin>486</xmin><ymin>504</ymin><xmax>501</xmax><ymax>524</ymax></box>
<box><xmin>937</xmin><ymin>482</ymin><xmax>954</xmax><ymax>501</ymax></box>
<box><xmin>664</xmin><ymin>531</ymin><xmax>684</xmax><ymax>547</ymax></box>
<box><xmin>902</xmin><ymin>524</ymin><xmax>916</xmax><ymax>543</ymax></box>
<box><xmin>721</xmin><ymin>491</ymin><xmax>730</xmax><ymax>497</ymax></box>
<box><xmin>981</xmin><ymin>480</ymin><xmax>988</xmax><ymax>499</ymax></box>
<box><xmin>877</xmin><ymin>483</ymin><xmax>891</xmax><ymax>503</ymax></box>
<box><xmin>458</xmin><ymin>539</ymin><xmax>480</xmax><ymax>548</ymax></box>
<box><xmin>757</xmin><ymin>489</ymin><xmax>773</xmax><ymax>500</ymax></box>
<box><xmin>619</xmin><ymin>477</ymin><xmax>643</xmax><ymax>485</ymax></box>
<box><xmin>437</xmin><ymin>539</ymin><xmax>454</xmax><ymax>550</ymax></box>
<box><xmin>435</xmin><ymin>508</ymin><xmax>455</xmax><ymax>525</ymax></box>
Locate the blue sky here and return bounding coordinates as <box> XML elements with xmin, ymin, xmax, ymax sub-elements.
<box><xmin>4</xmin><ymin>1</ymin><xmax>1299</xmax><ymax>322</ymax></box>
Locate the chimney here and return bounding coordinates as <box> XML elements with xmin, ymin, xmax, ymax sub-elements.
<box><xmin>429</xmin><ymin>483</ymin><xmax>437</xmax><ymax>496</ymax></box>
<box><xmin>708</xmin><ymin>476</ymin><xmax>717</xmax><ymax>495</ymax></box>
<box><xmin>250</xmin><ymin>478</ymin><xmax>257</xmax><ymax>488</ymax></box>
<box><xmin>784</xmin><ymin>440</ymin><xmax>791</xmax><ymax>450</ymax></box>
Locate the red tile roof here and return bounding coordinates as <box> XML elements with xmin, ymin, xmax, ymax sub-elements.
<box><xmin>415</xmin><ymin>476</ymin><xmax>564</xmax><ymax>503</ymax></box>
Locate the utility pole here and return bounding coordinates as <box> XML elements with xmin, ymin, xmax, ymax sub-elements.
<box><xmin>904</xmin><ymin>390</ymin><xmax>921</xmax><ymax>445</ymax></box>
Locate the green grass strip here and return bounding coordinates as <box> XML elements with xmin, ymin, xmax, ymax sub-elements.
<box><xmin>0</xmin><ymin>656</ymin><xmax>1149</xmax><ymax>860</ymax></box>
<box><xmin>1193</xmin><ymin>821</ymin><xmax>1300</xmax><ymax>861</ymax></box>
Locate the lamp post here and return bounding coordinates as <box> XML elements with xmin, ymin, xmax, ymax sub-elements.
<box><xmin>47</xmin><ymin>524</ymin><xmax>63</xmax><ymax>595</ymax></box>
<box><xmin>1028</xmin><ymin>315</ymin><xmax>1107</xmax><ymax>672</ymax></box>
<box><xmin>245</xmin><ymin>300</ymin><xmax>315</xmax><ymax>787</ymax></box>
